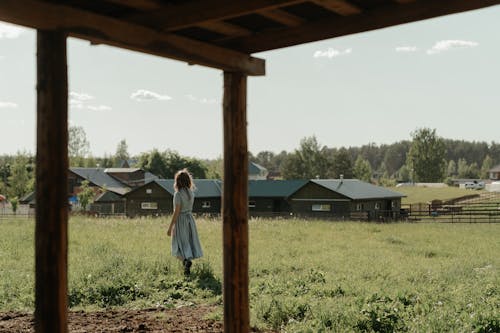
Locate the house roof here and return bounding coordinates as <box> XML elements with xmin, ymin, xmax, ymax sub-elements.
<box><xmin>311</xmin><ymin>179</ymin><xmax>405</xmax><ymax>200</ymax></box>
<box><xmin>490</xmin><ymin>164</ymin><xmax>500</xmax><ymax>172</ymax></box>
<box><xmin>153</xmin><ymin>179</ymin><xmax>223</xmax><ymax>198</ymax></box>
<box><xmin>104</xmin><ymin>168</ymin><xmax>141</xmax><ymax>173</ymax></box>
<box><xmin>94</xmin><ymin>191</ymin><xmax>124</xmax><ymax>203</ymax></box>
<box><xmin>70</xmin><ymin>168</ymin><xmax>130</xmax><ymax>195</ymax></box>
<box><xmin>249</xmin><ymin>162</ymin><xmax>268</xmax><ymax>176</ymax></box>
<box><xmin>19</xmin><ymin>191</ymin><xmax>35</xmax><ymax>204</ymax></box>
<box><xmin>2</xmin><ymin>1</ymin><xmax>496</xmax><ymax>76</ymax></box>
<box><xmin>249</xmin><ymin>179</ymin><xmax>308</xmax><ymax>197</ymax></box>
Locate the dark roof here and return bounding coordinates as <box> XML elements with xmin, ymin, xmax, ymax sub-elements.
<box><xmin>249</xmin><ymin>180</ymin><xmax>308</xmax><ymax>197</ymax></box>
<box><xmin>3</xmin><ymin>1</ymin><xmax>496</xmax><ymax>76</ymax></box>
<box><xmin>94</xmin><ymin>191</ymin><xmax>124</xmax><ymax>203</ymax></box>
<box><xmin>70</xmin><ymin>168</ymin><xmax>130</xmax><ymax>195</ymax></box>
<box><xmin>104</xmin><ymin>168</ymin><xmax>141</xmax><ymax>173</ymax></box>
<box><xmin>311</xmin><ymin>179</ymin><xmax>405</xmax><ymax>200</ymax></box>
<box><xmin>20</xmin><ymin>191</ymin><xmax>36</xmax><ymax>204</ymax></box>
<box><xmin>249</xmin><ymin>162</ymin><xmax>268</xmax><ymax>176</ymax></box>
<box><xmin>153</xmin><ymin>179</ymin><xmax>222</xmax><ymax>198</ymax></box>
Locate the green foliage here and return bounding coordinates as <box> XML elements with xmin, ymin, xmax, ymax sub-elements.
<box><xmin>407</xmin><ymin>128</ymin><xmax>446</xmax><ymax>182</ymax></box>
<box><xmin>138</xmin><ymin>149</ymin><xmax>207</xmax><ymax>179</ymax></box>
<box><xmin>331</xmin><ymin>148</ymin><xmax>353</xmax><ymax>179</ymax></box>
<box><xmin>77</xmin><ymin>180</ymin><xmax>94</xmax><ymax>211</ymax></box>
<box><xmin>7</xmin><ymin>152</ymin><xmax>34</xmax><ymax>198</ymax></box>
<box><xmin>481</xmin><ymin>155</ymin><xmax>493</xmax><ymax>179</ymax></box>
<box><xmin>281</xmin><ymin>136</ymin><xmax>332</xmax><ymax>179</ymax></box>
<box><xmin>353</xmin><ymin>156</ymin><xmax>372</xmax><ymax>182</ymax></box>
<box><xmin>115</xmin><ymin>139</ymin><xmax>130</xmax><ymax>165</ymax></box>
<box><xmin>68</xmin><ymin>126</ymin><xmax>90</xmax><ymax>166</ymax></box>
<box><xmin>10</xmin><ymin>197</ymin><xmax>18</xmax><ymax>214</ymax></box>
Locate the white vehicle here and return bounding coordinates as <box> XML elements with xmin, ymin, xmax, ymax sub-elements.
<box><xmin>464</xmin><ymin>181</ymin><xmax>485</xmax><ymax>190</ymax></box>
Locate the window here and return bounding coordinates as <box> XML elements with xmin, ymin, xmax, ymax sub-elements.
<box><xmin>391</xmin><ymin>201</ymin><xmax>397</xmax><ymax>208</ymax></box>
<box><xmin>375</xmin><ymin>203</ymin><xmax>380</xmax><ymax>210</ymax></box>
<box><xmin>202</xmin><ymin>201</ymin><xmax>211</xmax><ymax>209</ymax></box>
<box><xmin>312</xmin><ymin>204</ymin><xmax>331</xmax><ymax>212</ymax></box>
<box><xmin>248</xmin><ymin>201</ymin><xmax>256</xmax><ymax>208</ymax></box>
<box><xmin>356</xmin><ymin>203</ymin><xmax>364</xmax><ymax>211</ymax></box>
<box><xmin>141</xmin><ymin>202</ymin><xmax>158</xmax><ymax>210</ymax></box>
<box><xmin>146</xmin><ymin>189</ymin><xmax>152</xmax><ymax>194</ymax></box>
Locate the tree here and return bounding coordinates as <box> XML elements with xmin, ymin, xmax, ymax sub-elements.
<box><xmin>457</xmin><ymin>158</ymin><xmax>469</xmax><ymax>178</ymax></box>
<box><xmin>447</xmin><ymin>160</ymin><xmax>457</xmax><ymax>178</ymax></box>
<box><xmin>138</xmin><ymin>149</ymin><xmax>207</xmax><ymax>179</ymax></box>
<box><xmin>481</xmin><ymin>155</ymin><xmax>493</xmax><ymax>179</ymax></box>
<box><xmin>77</xmin><ymin>180</ymin><xmax>94</xmax><ymax>211</ymax></box>
<box><xmin>115</xmin><ymin>139</ymin><xmax>130</xmax><ymax>165</ymax></box>
<box><xmin>68</xmin><ymin>126</ymin><xmax>90</xmax><ymax>166</ymax></box>
<box><xmin>10</xmin><ymin>197</ymin><xmax>18</xmax><ymax>215</ymax></box>
<box><xmin>353</xmin><ymin>156</ymin><xmax>372</xmax><ymax>182</ymax></box>
<box><xmin>8</xmin><ymin>153</ymin><xmax>32</xmax><ymax>198</ymax></box>
<box><xmin>406</xmin><ymin>128</ymin><xmax>446</xmax><ymax>182</ymax></box>
<box><xmin>281</xmin><ymin>136</ymin><xmax>331</xmax><ymax>179</ymax></box>
<box><xmin>331</xmin><ymin>148</ymin><xmax>353</xmax><ymax>179</ymax></box>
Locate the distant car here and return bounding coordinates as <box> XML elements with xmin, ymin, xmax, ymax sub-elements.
<box><xmin>464</xmin><ymin>181</ymin><xmax>485</xmax><ymax>190</ymax></box>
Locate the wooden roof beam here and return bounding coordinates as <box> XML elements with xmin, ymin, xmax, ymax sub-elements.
<box><xmin>106</xmin><ymin>0</ymin><xmax>164</xmax><ymax>11</ymax></box>
<box><xmin>0</xmin><ymin>0</ymin><xmax>265</xmax><ymax>76</ymax></box>
<box><xmin>311</xmin><ymin>0</ymin><xmax>362</xmax><ymax>15</ymax></box>
<box><xmin>259</xmin><ymin>8</ymin><xmax>305</xmax><ymax>27</ymax></box>
<box><xmin>224</xmin><ymin>0</ymin><xmax>500</xmax><ymax>53</ymax></box>
<box><xmin>128</xmin><ymin>0</ymin><xmax>306</xmax><ymax>32</ymax></box>
<box><xmin>198</xmin><ymin>21</ymin><xmax>253</xmax><ymax>38</ymax></box>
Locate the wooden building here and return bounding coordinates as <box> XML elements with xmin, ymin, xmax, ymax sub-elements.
<box><xmin>124</xmin><ymin>179</ymin><xmax>222</xmax><ymax>217</ymax></box>
<box><xmin>1</xmin><ymin>1</ymin><xmax>497</xmax><ymax>332</ymax></box>
<box><xmin>289</xmin><ymin>179</ymin><xmax>405</xmax><ymax>220</ymax></box>
<box><xmin>248</xmin><ymin>179</ymin><xmax>307</xmax><ymax>216</ymax></box>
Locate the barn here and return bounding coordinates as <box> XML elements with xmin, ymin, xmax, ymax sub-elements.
<box><xmin>248</xmin><ymin>179</ymin><xmax>307</xmax><ymax>216</ymax></box>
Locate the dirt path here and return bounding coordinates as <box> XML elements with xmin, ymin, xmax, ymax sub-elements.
<box><xmin>0</xmin><ymin>305</ymin><xmax>268</xmax><ymax>332</ymax></box>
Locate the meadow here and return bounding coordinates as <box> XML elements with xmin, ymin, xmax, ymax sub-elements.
<box><xmin>1</xmin><ymin>216</ymin><xmax>499</xmax><ymax>332</ymax></box>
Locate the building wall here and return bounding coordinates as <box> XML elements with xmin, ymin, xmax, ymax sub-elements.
<box><xmin>289</xmin><ymin>182</ymin><xmax>351</xmax><ymax>218</ymax></box>
<box><xmin>125</xmin><ymin>182</ymin><xmax>172</xmax><ymax>217</ymax></box>
<box><xmin>248</xmin><ymin>197</ymin><xmax>292</xmax><ymax>216</ymax></box>
<box><xmin>193</xmin><ymin>197</ymin><xmax>221</xmax><ymax>215</ymax></box>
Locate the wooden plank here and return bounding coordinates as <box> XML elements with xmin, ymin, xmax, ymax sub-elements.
<box><xmin>224</xmin><ymin>0</ymin><xmax>500</xmax><ymax>53</ymax></box>
<box><xmin>35</xmin><ymin>29</ymin><xmax>68</xmax><ymax>333</ymax></box>
<box><xmin>311</xmin><ymin>0</ymin><xmax>362</xmax><ymax>15</ymax></box>
<box><xmin>259</xmin><ymin>8</ymin><xmax>305</xmax><ymax>27</ymax></box>
<box><xmin>222</xmin><ymin>71</ymin><xmax>249</xmax><ymax>333</ymax></box>
<box><xmin>105</xmin><ymin>0</ymin><xmax>164</xmax><ymax>10</ymax></box>
<box><xmin>127</xmin><ymin>0</ymin><xmax>305</xmax><ymax>31</ymax></box>
<box><xmin>198</xmin><ymin>21</ymin><xmax>252</xmax><ymax>38</ymax></box>
<box><xmin>0</xmin><ymin>0</ymin><xmax>265</xmax><ymax>76</ymax></box>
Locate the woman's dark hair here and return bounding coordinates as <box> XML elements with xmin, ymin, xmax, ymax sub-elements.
<box><xmin>174</xmin><ymin>169</ymin><xmax>193</xmax><ymax>193</ymax></box>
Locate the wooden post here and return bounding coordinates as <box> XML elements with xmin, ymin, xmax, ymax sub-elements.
<box><xmin>222</xmin><ymin>71</ymin><xmax>249</xmax><ymax>333</ymax></box>
<box><xmin>35</xmin><ymin>29</ymin><xmax>69</xmax><ymax>333</ymax></box>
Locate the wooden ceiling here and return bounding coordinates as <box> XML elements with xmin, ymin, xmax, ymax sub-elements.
<box><xmin>0</xmin><ymin>0</ymin><xmax>498</xmax><ymax>75</ymax></box>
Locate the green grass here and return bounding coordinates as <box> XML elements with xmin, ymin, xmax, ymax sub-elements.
<box><xmin>389</xmin><ymin>186</ymin><xmax>486</xmax><ymax>204</ymax></box>
<box><xmin>1</xmin><ymin>217</ymin><xmax>499</xmax><ymax>332</ymax></box>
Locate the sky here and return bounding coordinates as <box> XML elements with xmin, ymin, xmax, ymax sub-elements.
<box><xmin>0</xmin><ymin>6</ymin><xmax>499</xmax><ymax>160</ymax></box>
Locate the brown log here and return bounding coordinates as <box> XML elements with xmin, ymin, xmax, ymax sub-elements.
<box><xmin>35</xmin><ymin>29</ymin><xmax>68</xmax><ymax>333</ymax></box>
<box><xmin>223</xmin><ymin>72</ymin><xmax>249</xmax><ymax>333</ymax></box>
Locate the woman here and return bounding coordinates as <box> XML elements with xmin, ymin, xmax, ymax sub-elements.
<box><xmin>167</xmin><ymin>169</ymin><xmax>203</xmax><ymax>276</ymax></box>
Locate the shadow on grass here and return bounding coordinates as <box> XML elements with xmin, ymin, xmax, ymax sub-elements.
<box><xmin>192</xmin><ymin>261</ymin><xmax>222</xmax><ymax>296</ymax></box>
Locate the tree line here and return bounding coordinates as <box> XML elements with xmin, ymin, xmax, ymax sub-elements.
<box><xmin>1</xmin><ymin>126</ymin><xmax>499</xmax><ymax>201</ymax></box>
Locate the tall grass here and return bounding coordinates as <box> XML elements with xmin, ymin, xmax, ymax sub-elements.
<box><xmin>0</xmin><ymin>216</ymin><xmax>498</xmax><ymax>332</ymax></box>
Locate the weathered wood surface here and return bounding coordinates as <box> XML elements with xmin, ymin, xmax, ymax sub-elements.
<box><xmin>35</xmin><ymin>30</ymin><xmax>69</xmax><ymax>333</ymax></box>
<box><xmin>0</xmin><ymin>0</ymin><xmax>265</xmax><ymax>76</ymax></box>
<box><xmin>222</xmin><ymin>72</ymin><xmax>249</xmax><ymax>333</ymax></box>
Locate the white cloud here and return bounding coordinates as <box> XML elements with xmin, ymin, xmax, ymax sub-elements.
<box><xmin>0</xmin><ymin>101</ymin><xmax>18</xmax><ymax>108</ymax></box>
<box><xmin>186</xmin><ymin>94</ymin><xmax>217</xmax><ymax>105</ymax></box>
<box><xmin>87</xmin><ymin>105</ymin><xmax>112</xmax><ymax>111</ymax></box>
<box><xmin>313</xmin><ymin>47</ymin><xmax>352</xmax><ymax>59</ymax></box>
<box><xmin>130</xmin><ymin>89</ymin><xmax>172</xmax><ymax>102</ymax></box>
<box><xmin>395</xmin><ymin>46</ymin><xmax>418</xmax><ymax>53</ymax></box>
<box><xmin>426</xmin><ymin>40</ymin><xmax>478</xmax><ymax>55</ymax></box>
<box><xmin>0</xmin><ymin>22</ymin><xmax>26</xmax><ymax>39</ymax></box>
<box><xmin>70</xmin><ymin>91</ymin><xmax>94</xmax><ymax>101</ymax></box>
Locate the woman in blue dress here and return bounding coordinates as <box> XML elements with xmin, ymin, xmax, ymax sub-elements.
<box><xmin>167</xmin><ymin>169</ymin><xmax>203</xmax><ymax>276</ymax></box>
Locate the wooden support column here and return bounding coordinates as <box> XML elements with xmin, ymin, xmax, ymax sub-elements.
<box><xmin>35</xmin><ymin>29</ymin><xmax>68</xmax><ymax>333</ymax></box>
<box><xmin>222</xmin><ymin>71</ymin><xmax>249</xmax><ymax>333</ymax></box>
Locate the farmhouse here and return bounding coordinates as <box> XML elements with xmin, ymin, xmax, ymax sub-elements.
<box><xmin>124</xmin><ymin>179</ymin><xmax>222</xmax><ymax>217</ymax></box>
<box><xmin>489</xmin><ymin>164</ymin><xmax>500</xmax><ymax>180</ymax></box>
<box><xmin>248</xmin><ymin>180</ymin><xmax>308</xmax><ymax>216</ymax></box>
<box><xmin>289</xmin><ymin>179</ymin><xmax>405</xmax><ymax>220</ymax></box>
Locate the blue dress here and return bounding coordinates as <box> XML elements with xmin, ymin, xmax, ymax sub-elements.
<box><xmin>171</xmin><ymin>189</ymin><xmax>203</xmax><ymax>260</ymax></box>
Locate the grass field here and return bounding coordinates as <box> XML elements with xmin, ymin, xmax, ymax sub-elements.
<box><xmin>1</xmin><ymin>217</ymin><xmax>499</xmax><ymax>332</ymax></box>
<box><xmin>388</xmin><ymin>186</ymin><xmax>486</xmax><ymax>205</ymax></box>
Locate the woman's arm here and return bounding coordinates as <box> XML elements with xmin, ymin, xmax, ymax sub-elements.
<box><xmin>167</xmin><ymin>204</ymin><xmax>181</xmax><ymax>236</ymax></box>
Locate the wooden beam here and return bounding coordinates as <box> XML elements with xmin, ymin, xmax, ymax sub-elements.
<box><xmin>223</xmin><ymin>71</ymin><xmax>249</xmax><ymax>333</ymax></box>
<box><xmin>224</xmin><ymin>0</ymin><xmax>500</xmax><ymax>53</ymax></box>
<box><xmin>259</xmin><ymin>8</ymin><xmax>305</xmax><ymax>27</ymax></box>
<box><xmin>128</xmin><ymin>0</ymin><xmax>305</xmax><ymax>31</ymax></box>
<box><xmin>198</xmin><ymin>21</ymin><xmax>253</xmax><ymax>38</ymax></box>
<box><xmin>311</xmin><ymin>0</ymin><xmax>362</xmax><ymax>15</ymax></box>
<box><xmin>35</xmin><ymin>29</ymin><xmax>68</xmax><ymax>333</ymax></box>
<box><xmin>0</xmin><ymin>0</ymin><xmax>265</xmax><ymax>76</ymax></box>
<box><xmin>106</xmin><ymin>0</ymin><xmax>164</xmax><ymax>10</ymax></box>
